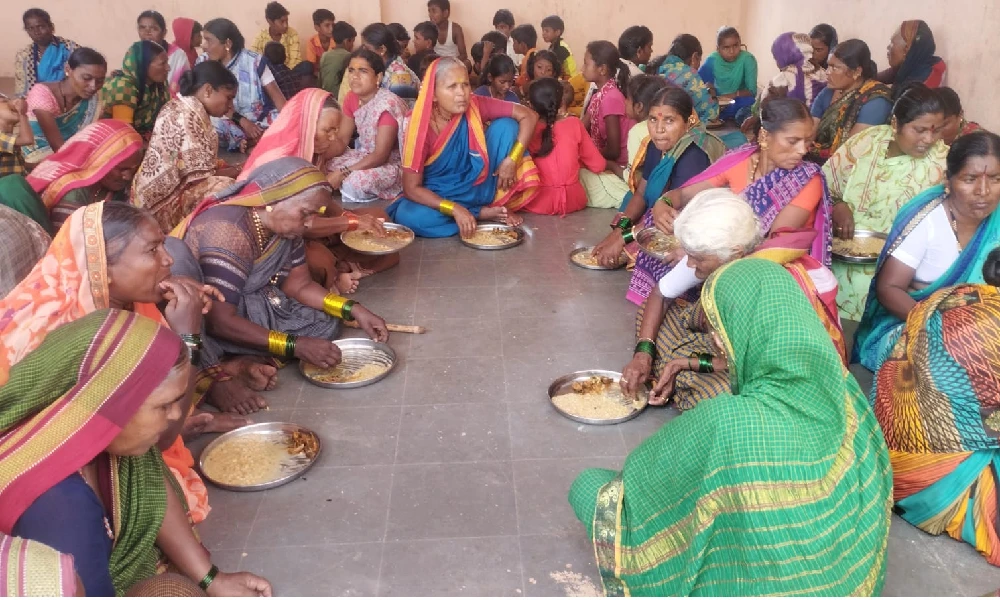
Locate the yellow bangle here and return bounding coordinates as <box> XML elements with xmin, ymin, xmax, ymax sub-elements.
<box><xmin>323</xmin><ymin>293</ymin><xmax>349</xmax><ymax>319</ymax></box>
<box><xmin>438</xmin><ymin>200</ymin><xmax>455</xmax><ymax>217</ymax></box>
<box><xmin>267</xmin><ymin>330</ymin><xmax>288</xmax><ymax>356</ymax></box>
<box><xmin>508</xmin><ymin>141</ymin><xmax>525</xmax><ymax>163</ymax></box>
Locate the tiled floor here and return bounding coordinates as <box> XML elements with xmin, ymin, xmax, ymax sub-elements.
<box><xmin>187</xmin><ymin>208</ymin><xmax>1000</xmax><ymax>596</ymax></box>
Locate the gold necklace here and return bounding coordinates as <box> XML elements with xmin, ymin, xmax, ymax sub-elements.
<box><xmin>250</xmin><ymin>209</ymin><xmax>272</xmax><ymax>253</ymax></box>
<box><xmin>945</xmin><ymin>199</ymin><xmax>964</xmax><ymax>252</ymax></box>
<box><xmin>748</xmin><ymin>153</ymin><xmax>762</xmax><ymax>182</ymax></box>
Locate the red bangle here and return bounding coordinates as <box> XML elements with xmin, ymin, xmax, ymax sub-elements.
<box><xmin>345</xmin><ymin>212</ymin><xmax>360</xmax><ymax>231</ymax></box>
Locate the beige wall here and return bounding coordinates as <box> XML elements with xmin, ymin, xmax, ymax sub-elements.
<box><xmin>742</xmin><ymin>0</ymin><xmax>999</xmax><ymax>130</ymax></box>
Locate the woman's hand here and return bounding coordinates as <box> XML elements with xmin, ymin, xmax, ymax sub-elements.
<box><xmin>159</xmin><ymin>279</ymin><xmax>204</xmax><ymax>334</ymax></box>
<box><xmin>452</xmin><ymin>204</ymin><xmax>478</xmax><ymax>238</ymax></box>
<box><xmin>357</xmin><ymin>214</ymin><xmax>386</xmax><ymax>236</ymax></box>
<box><xmin>327</xmin><ymin>169</ymin><xmax>346</xmax><ymax>190</ymax></box>
<box><xmin>239</xmin><ymin>118</ymin><xmax>265</xmax><ymax>144</ymax></box>
<box><xmin>207</xmin><ymin>571</ymin><xmax>273</xmax><ymax>597</ymax></box>
<box><xmin>593</xmin><ymin>232</ymin><xmax>626</xmax><ymax>268</ymax></box>
<box><xmin>649</xmin><ymin>358</ymin><xmax>690</xmax><ymax>406</ymax></box>
<box><xmin>294</xmin><ymin>337</ymin><xmax>342</xmax><ymax>369</ymax></box>
<box><xmin>620</xmin><ymin>353</ymin><xmax>652</xmax><ymax>399</ymax></box>
<box><xmin>169</xmin><ymin>276</ymin><xmax>225</xmax><ymax>314</ymax></box>
<box><xmin>606</xmin><ymin>161</ymin><xmax>624</xmax><ymax>179</ymax></box>
<box><xmin>832</xmin><ymin>201</ymin><xmax>855</xmax><ymax>239</ymax></box>
<box><xmin>651</xmin><ymin>201</ymin><xmax>678</xmax><ymax>235</ymax></box>
<box><xmin>351</xmin><ymin>304</ymin><xmax>389</xmax><ymax>343</ymax></box>
<box><xmin>496</xmin><ymin>157</ymin><xmax>516</xmax><ymax>191</ymax></box>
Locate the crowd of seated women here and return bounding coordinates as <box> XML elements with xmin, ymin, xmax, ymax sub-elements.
<box><xmin>2</xmin><ymin>3</ymin><xmax>999</xmax><ymax>596</ymax></box>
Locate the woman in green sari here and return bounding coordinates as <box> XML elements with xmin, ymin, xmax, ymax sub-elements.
<box><xmin>100</xmin><ymin>40</ymin><xmax>171</xmax><ymax>138</ymax></box>
<box><xmin>569</xmin><ymin>258</ymin><xmax>892</xmax><ymax>596</ymax></box>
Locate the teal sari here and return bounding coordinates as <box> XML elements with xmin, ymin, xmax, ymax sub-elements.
<box><xmin>23</xmin><ymin>92</ymin><xmax>102</xmax><ymax>163</ymax></box>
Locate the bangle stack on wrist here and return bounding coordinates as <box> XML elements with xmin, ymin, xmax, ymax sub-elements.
<box><xmin>695</xmin><ymin>353</ymin><xmax>715</xmax><ymax>373</ymax></box>
<box><xmin>199</xmin><ymin>565</ymin><xmax>219</xmax><ymax>592</ymax></box>
<box><xmin>508</xmin><ymin>141</ymin><xmax>525</xmax><ymax>163</ymax></box>
<box><xmin>438</xmin><ymin>200</ymin><xmax>455</xmax><ymax>216</ymax></box>
<box><xmin>344</xmin><ymin>211</ymin><xmax>360</xmax><ymax>231</ymax></box>
<box><xmin>614</xmin><ymin>215</ymin><xmax>635</xmax><ymax>243</ymax></box>
<box><xmin>179</xmin><ymin>333</ymin><xmax>202</xmax><ymax>366</ymax></box>
<box><xmin>267</xmin><ymin>330</ymin><xmax>296</xmax><ymax>358</ymax></box>
<box><xmin>323</xmin><ymin>293</ymin><xmax>356</xmax><ymax>321</ymax></box>
<box><xmin>634</xmin><ymin>338</ymin><xmax>655</xmax><ymax>359</ymax></box>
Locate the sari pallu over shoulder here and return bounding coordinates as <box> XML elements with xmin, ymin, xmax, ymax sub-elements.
<box><xmin>812</xmin><ymin>80</ymin><xmax>891</xmax><ymax>162</ymax></box>
<box><xmin>22</xmin><ymin>85</ymin><xmax>103</xmax><ymax>164</ymax></box>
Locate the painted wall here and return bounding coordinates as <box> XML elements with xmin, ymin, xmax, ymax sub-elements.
<box><xmin>742</xmin><ymin>0</ymin><xmax>999</xmax><ymax>130</ymax></box>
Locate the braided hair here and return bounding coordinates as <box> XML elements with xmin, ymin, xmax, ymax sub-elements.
<box><xmin>528</xmin><ymin>77</ymin><xmax>562</xmax><ymax>158</ymax></box>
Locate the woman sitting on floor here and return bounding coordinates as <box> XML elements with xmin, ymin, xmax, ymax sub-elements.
<box><xmin>22</xmin><ymin>47</ymin><xmax>107</xmax><ymax>165</ymax></box>
<box><xmin>823</xmin><ymin>83</ymin><xmax>947</xmax><ymax>321</ymax></box>
<box><xmin>647</xmin><ymin>97</ymin><xmax>832</xmax><ymax>303</ymax></box>
<box><xmin>474</xmin><ymin>54</ymin><xmax>520</xmax><ymax>102</ymax></box>
<box><xmin>621</xmin><ymin>189</ymin><xmax>844</xmax><ymax>410</ymax></box>
<box><xmin>239</xmin><ymin>87</ymin><xmax>397</xmax><ymax>292</ymax></box>
<box><xmin>853</xmin><ymin>131</ymin><xmax>1000</xmax><ymax>567</ymax></box>
<box><xmin>808</xmin><ymin>23</ymin><xmax>837</xmax><ymax>71</ymax></box>
<box><xmin>878</xmin><ymin>20</ymin><xmax>947</xmax><ymax>89</ymax></box>
<box><xmin>0</xmin><ymin>310</ymin><xmax>273</xmax><ymax>597</ymax></box>
<box><xmin>168</xmin><ymin>18</ymin><xmax>202</xmax><ymax>97</ymax></box>
<box><xmin>100</xmin><ymin>40</ymin><xmax>170</xmax><ymax>139</ymax></box>
<box><xmin>198</xmin><ymin>18</ymin><xmax>286</xmax><ymax>152</ymax></box>
<box><xmin>520</xmin><ymin>77</ymin><xmax>605</xmax><ymax>216</ymax></box>
<box><xmin>810</xmin><ymin>39</ymin><xmax>892</xmax><ymax>163</ymax></box>
<box><xmin>520</xmin><ymin>49</ymin><xmax>561</xmax><ymax>99</ymax></box>
<box><xmin>937</xmin><ymin>86</ymin><xmax>981</xmax><ymax>146</ymax></box>
<box><xmin>1</xmin><ymin>119</ymin><xmax>142</xmax><ymax>233</ymax></box>
<box><xmin>649</xmin><ymin>34</ymin><xmax>718</xmax><ymax>125</ymax></box>
<box><xmin>571</xmin><ymin>258</ymin><xmax>891</xmax><ymax>596</ymax></box>
<box><xmin>342</xmin><ymin>23</ymin><xmax>420</xmax><ymax>107</ymax></box>
<box><xmin>697</xmin><ymin>26</ymin><xmax>757</xmax><ymax>123</ymax></box>
<box><xmin>760</xmin><ymin>31</ymin><xmax>827</xmax><ymax>109</ymax></box>
<box><xmin>133</xmin><ymin>61</ymin><xmax>242</xmax><ymax>234</ymax></box>
<box><xmin>388</xmin><ymin>57</ymin><xmax>540</xmax><ymax>238</ymax></box>
<box><xmin>174</xmin><ymin>158</ymin><xmax>390</xmax><ymax>377</ymax></box>
<box><xmin>591</xmin><ymin>86</ymin><xmax>714</xmax><ymax>268</ymax></box>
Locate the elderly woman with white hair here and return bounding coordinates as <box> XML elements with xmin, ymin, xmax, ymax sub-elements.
<box><xmin>621</xmin><ymin>188</ymin><xmax>846</xmax><ymax>410</ymax></box>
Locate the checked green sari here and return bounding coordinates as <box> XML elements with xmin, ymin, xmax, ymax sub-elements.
<box><xmin>0</xmin><ymin>310</ymin><xmax>180</xmax><ymax>595</ymax></box>
<box><xmin>569</xmin><ymin>259</ymin><xmax>892</xmax><ymax>596</ymax></box>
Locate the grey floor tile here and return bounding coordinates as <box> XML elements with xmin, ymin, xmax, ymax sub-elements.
<box><xmin>410</xmin><ymin>318</ymin><xmax>503</xmax><ymax>358</ymax></box>
<box><xmin>208</xmin><ymin>548</ymin><xmax>245</xmax><ymax>573</ymax></box>
<box><xmin>258</xmin><ymin>375</ymin><xmax>304</xmax><ymax>411</ymax></box>
<box><xmin>495</xmin><ymin>256</ymin><xmax>576</xmax><ymax>288</ymax></box>
<box><xmin>347</xmin><ymin>286</ymin><xmax>418</xmax><ymax>323</ymax></box>
<box><xmin>422</xmin><ymin>240</ymin><xmax>498</xmax><ymax>261</ymax></box>
<box><xmin>241</xmin><ymin>543</ymin><xmax>381</xmax><ymax>596</ymax></box>
<box><xmin>884</xmin><ymin>516</ymin><xmax>956</xmax><ymax>597</ymax></box>
<box><xmin>513</xmin><ymin>457</ymin><xmax>622</xmax><ymax>536</ymax></box>
<box><xmin>297</xmin><ymin>364</ymin><xmax>407</xmax><ymax>409</ymax></box>
<box><xmin>498</xmin><ymin>285</ymin><xmax>593</xmax><ymax>320</ymax></box>
<box><xmin>414</xmin><ymin>286</ymin><xmax>500</xmax><ymax>320</ymax></box>
<box><xmin>386</xmin><ymin>462</ymin><xmax>517</xmax><ymax>540</ymax></box>
<box><xmin>419</xmin><ymin>258</ymin><xmax>497</xmax><ymax>287</ymax></box>
<box><xmin>584</xmin><ymin>311</ymin><xmax>640</xmax><ymax>354</ymax></box>
<box><xmin>898</xmin><ymin>515</ymin><xmax>1000</xmax><ymax>595</ymax></box>
<box><xmin>197</xmin><ymin>487</ymin><xmax>264</xmax><ymax>551</ymax></box>
<box><xmin>501</xmin><ymin>316</ymin><xmax>594</xmax><ymax>357</ymax></box>
<box><xmin>396</xmin><ymin>403</ymin><xmax>510</xmax><ymax>464</ymax></box>
<box><xmin>380</xmin><ymin>537</ymin><xmax>522</xmax><ymax>596</ymax></box>
<box><xmin>290</xmin><ymin>407</ymin><xmax>401</xmax><ymax>466</ymax></box>
<box><xmin>508</xmin><ymin>400</ymin><xmax>627</xmax><ymax>460</ymax></box>
<box><xmin>519</xmin><ymin>534</ymin><xmax>602</xmax><ymax>597</ymax></box>
<box><xmin>362</xmin><ymin>260</ymin><xmax>420</xmax><ymax>290</ymax></box>
<box><xmin>246</xmin><ymin>465</ymin><xmax>392</xmax><ymax>547</ymax></box>
<box><xmin>403</xmin><ymin>356</ymin><xmax>506</xmax><ymax>405</ymax></box>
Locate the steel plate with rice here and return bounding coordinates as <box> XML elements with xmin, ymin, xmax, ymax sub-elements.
<box><xmin>635</xmin><ymin>227</ymin><xmax>680</xmax><ymax>261</ymax></box>
<box><xmin>300</xmin><ymin>338</ymin><xmax>396</xmax><ymax>389</ymax></box>
<box><xmin>569</xmin><ymin>246</ymin><xmax>625</xmax><ymax>270</ymax></box>
<box><xmin>199</xmin><ymin>422</ymin><xmax>321</xmax><ymax>491</ymax></box>
<box><xmin>460</xmin><ymin>224</ymin><xmax>525</xmax><ymax>250</ymax></box>
<box><xmin>340</xmin><ymin>223</ymin><xmax>415</xmax><ymax>256</ymax></box>
<box><xmin>832</xmin><ymin>230</ymin><xmax>887</xmax><ymax>264</ymax></box>
<box><xmin>548</xmin><ymin>370</ymin><xmax>648</xmax><ymax>425</ymax></box>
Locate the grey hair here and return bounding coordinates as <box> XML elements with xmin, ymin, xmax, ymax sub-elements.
<box><xmin>434</xmin><ymin>56</ymin><xmax>467</xmax><ymax>83</ymax></box>
<box><xmin>674</xmin><ymin>189</ymin><xmax>762</xmax><ymax>261</ymax></box>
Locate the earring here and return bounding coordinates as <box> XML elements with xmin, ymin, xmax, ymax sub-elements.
<box><xmin>760</xmin><ymin>140</ymin><xmax>769</xmax><ymax>151</ymax></box>
<box><xmin>265</xmin><ymin>205</ymin><xmax>274</xmax><ymax>213</ymax></box>
<box><xmin>945</xmin><ymin>185</ymin><xmax>951</xmax><ymax>196</ymax></box>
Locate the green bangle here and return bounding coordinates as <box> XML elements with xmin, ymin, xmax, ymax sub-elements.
<box><xmin>696</xmin><ymin>353</ymin><xmax>714</xmax><ymax>373</ymax></box>
<box><xmin>198</xmin><ymin>565</ymin><xmax>219</xmax><ymax>591</ymax></box>
<box><xmin>285</xmin><ymin>334</ymin><xmax>297</xmax><ymax>358</ymax></box>
<box><xmin>659</xmin><ymin>195</ymin><xmax>673</xmax><ymax>207</ymax></box>
<box><xmin>622</xmin><ymin>229</ymin><xmax>635</xmax><ymax>244</ymax></box>
<box><xmin>342</xmin><ymin>300</ymin><xmax>356</xmax><ymax>322</ymax></box>
<box><xmin>634</xmin><ymin>340</ymin><xmax>655</xmax><ymax>359</ymax></box>
<box><xmin>616</xmin><ymin>216</ymin><xmax>633</xmax><ymax>231</ymax></box>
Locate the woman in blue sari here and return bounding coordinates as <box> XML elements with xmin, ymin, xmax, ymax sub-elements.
<box><xmin>388</xmin><ymin>57</ymin><xmax>540</xmax><ymax>238</ymax></box>
<box><xmin>853</xmin><ymin>130</ymin><xmax>1000</xmax><ymax>567</ymax></box>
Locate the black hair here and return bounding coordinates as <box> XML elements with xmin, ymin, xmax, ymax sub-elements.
<box><xmin>484</xmin><ymin>54</ymin><xmax>516</xmax><ymax>85</ymax></box>
<box><xmin>22</xmin><ymin>8</ymin><xmax>52</xmax><ymax>27</ymax></box>
<box><xmin>716</xmin><ymin>26</ymin><xmax>740</xmax><ymax>47</ymax></box>
<box><xmin>265</xmin><ymin>1</ymin><xmax>290</xmax><ymax>22</ymax></box>
<box><xmin>668</xmin><ymin>33</ymin><xmax>702</xmax><ymax>63</ymax></box>
<box><xmin>349</xmin><ymin>47</ymin><xmax>387</xmax><ymax>76</ymax></box>
<box><xmin>891</xmin><ymin>82</ymin><xmax>943</xmax><ymax>126</ymax></box>
<box><xmin>481</xmin><ymin>31</ymin><xmax>508</xmax><ymax>51</ymax></box>
<box><xmin>192</xmin><ymin>22</ymin><xmax>203</xmax><ymax>37</ymax></box>
<box><xmin>427</xmin><ymin>0</ymin><xmax>451</xmax><ymax>12</ymax></box>
<box><xmin>832</xmin><ymin>39</ymin><xmax>876</xmax><ymax>80</ymax></box>
<box><xmin>387</xmin><ymin>23</ymin><xmax>410</xmax><ymax>43</ymax></box>
<box><xmin>755</xmin><ymin>97</ymin><xmax>812</xmax><ymax>137</ymax></box>
<box><xmin>541</xmin><ymin>16</ymin><xmax>565</xmax><ymax>34</ymax></box>
<box><xmin>204</xmin><ymin>19</ymin><xmax>245</xmax><ymax>55</ymax></box>
<box><xmin>313</xmin><ymin>9</ymin><xmax>335</xmax><ymax>26</ymax></box>
<box><xmin>361</xmin><ymin>23</ymin><xmax>400</xmax><ymax>61</ymax></box>
<box><xmin>809</xmin><ymin>24</ymin><xmax>838</xmax><ymax>49</ymax></box>
<box><xmin>527</xmin><ymin>78</ymin><xmax>561</xmax><ymax>159</ymax></box>
<box><xmin>527</xmin><ymin>49</ymin><xmax>561</xmax><ymax>80</ymax></box>
<box><xmin>586</xmin><ymin>40</ymin><xmax>629</xmax><ymax>94</ymax></box>
<box><xmin>417</xmin><ymin>52</ymin><xmax>438</xmax><ymax>80</ymax></box>
<box><xmin>493</xmin><ymin>9</ymin><xmax>515</xmax><ymax>28</ymax></box>
<box><xmin>178</xmin><ymin>60</ymin><xmax>237</xmax><ymax>96</ymax></box>
<box><xmin>102</xmin><ymin>203</ymin><xmax>157</xmax><ymax>264</ymax></box>
<box><xmin>333</xmin><ymin>22</ymin><xmax>357</xmax><ymax>45</ymax></box>
<box><xmin>626</xmin><ymin>74</ymin><xmax>668</xmax><ymax>120</ymax></box>
<box><xmin>137</xmin><ymin>10</ymin><xmax>166</xmax><ymax>32</ymax></box>
<box><xmin>67</xmin><ymin>47</ymin><xmax>107</xmax><ymax>70</ymax></box>
<box><xmin>511</xmin><ymin>24</ymin><xmax>537</xmax><ymax>49</ymax></box>
<box><xmin>263</xmin><ymin>41</ymin><xmax>286</xmax><ymax>67</ymax></box>
<box><xmin>947</xmin><ymin>130</ymin><xmax>1000</xmax><ymax>179</ymax></box>
<box><xmin>648</xmin><ymin>85</ymin><xmax>694</xmax><ymax>121</ymax></box>
<box><xmin>470</xmin><ymin>41</ymin><xmax>485</xmax><ymax>66</ymax></box>
<box><xmin>936</xmin><ymin>87</ymin><xmax>963</xmax><ymax>118</ymax></box>
<box><xmin>984</xmin><ymin>247</ymin><xmax>1000</xmax><ymax>287</ymax></box>
<box><xmin>618</xmin><ymin>26</ymin><xmax>653</xmax><ymax>63</ymax></box>
<box><xmin>414</xmin><ymin>21</ymin><xmax>438</xmax><ymax>44</ymax></box>
<box><xmin>322</xmin><ymin>96</ymin><xmax>340</xmax><ymax>110</ymax></box>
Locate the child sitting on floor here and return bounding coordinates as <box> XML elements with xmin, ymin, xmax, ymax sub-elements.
<box><xmin>387</xmin><ymin>23</ymin><xmax>411</xmax><ymax>62</ymax></box>
<box><xmin>474</xmin><ymin>54</ymin><xmax>519</xmax><ymax>102</ymax></box>
<box><xmin>493</xmin><ymin>9</ymin><xmax>521</xmax><ymax>67</ymax></box>
<box><xmin>305</xmin><ymin>9</ymin><xmax>336</xmax><ymax>77</ymax></box>
<box><xmin>251</xmin><ymin>2</ymin><xmax>300</xmax><ymax>68</ymax></box>
<box><xmin>511</xmin><ymin>24</ymin><xmax>538</xmax><ymax>91</ymax></box>
<box><xmin>319</xmin><ymin>22</ymin><xmax>356</xmax><ymax>95</ymax></box>
<box><xmin>264</xmin><ymin>42</ymin><xmax>302</xmax><ymax>101</ymax></box>
<box><xmin>409</xmin><ymin>21</ymin><xmax>438</xmax><ymax>80</ymax></box>
<box><xmin>427</xmin><ymin>0</ymin><xmax>469</xmax><ymax>67</ymax></box>
<box><xmin>0</xmin><ymin>96</ymin><xmax>33</xmax><ymax>178</ymax></box>
<box><xmin>541</xmin><ymin>16</ymin><xmax>576</xmax><ymax>76</ymax></box>
<box><xmin>521</xmin><ymin>49</ymin><xmax>561</xmax><ymax>98</ymax></box>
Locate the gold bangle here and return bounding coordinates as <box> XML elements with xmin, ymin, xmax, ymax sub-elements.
<box><xmin>267</xmin><ymin>330</ymin><xmax>288</xmax><ymax>356</ymax></box>
<box><xmin>323</xmin><ymin>293</ymin><xmax>349</xmax><ymax>319</ymax></box>
<box><xmin>508</xmin><ymin>140</ymin><xmax>525</xmax><ymax>163</ymax></box>
<box><xmin>438</xmin><ymin>200</ymin><xmax>455</xmax><ymax>217</ymax></box>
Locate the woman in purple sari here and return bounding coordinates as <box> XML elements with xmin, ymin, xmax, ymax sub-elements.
<box><xmin>762</xmin><ymin>32</ymin><xmax>827</xmax><ymax>109</ymax></box>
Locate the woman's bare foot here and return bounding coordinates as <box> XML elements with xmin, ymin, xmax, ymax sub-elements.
<box><xmin>480</xmin><ymin>206</ymin><xmax>524</xmax><ymax>227</ymax></box>
<box><xmin>207</xmin><ymin>378</ymin><xmax>269</xmax><ymax>415</ymax></box>
<box><xmin>221</xmin><ymin>356</ymin><xmax>279</xmax><ymax>391</ymax></box>
<box><xmin>335</xmin><ymin>271</ymin><xmax>359</xmax><ymax>294</ymax></box>
<box><xmin>182</xmin><ymin>411</ymin><xmax>252</xmax><ymax>439</ymax></box>
<box><xmin>347</xmin><ymin>261</ymin><xmax>375</xmax><ymax>281</ymax></box>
